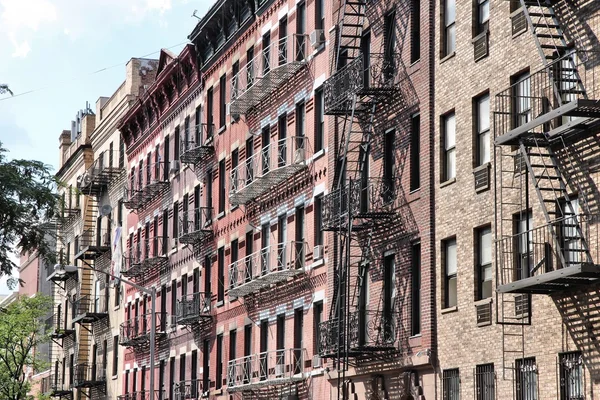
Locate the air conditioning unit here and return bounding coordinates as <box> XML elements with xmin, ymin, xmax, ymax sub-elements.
<box><xmin>275</xmin><ymin>363</ymin><xmax>284</xmax><ymax>377</ymax></box>
<box><xmin>169</xmin><ymin>315</ymin><xmax>178</xmax><ymax>331</ymax></box>
<box><xmin>170</xmin><ymin>160</ymin><xmax>180</xmax><ymax>174</ymax></box>
<box><xmin>294</xmin><ymin>148</ymin><xmax>306</xmax><ymax>164</ymax></box>
<box><xmin>102</xmin><ymin>233</ymin><xmax>111</xmax><ymax>247</ymax></box>
<box><xmin>310</xmin><ymin>29</ymin><xmax>325</xmax><ymax>49</ymax></box>
<box><xmin>313</xmin><ymin>245</ymin><xmax>324</xmax><ymax>260</ymax></box>
<box><xmin>312</xmin><ymin>355</ymin><xmax>322</xmax><ymax>368</ymax></box>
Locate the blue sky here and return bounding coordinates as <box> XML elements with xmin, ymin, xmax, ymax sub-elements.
<box><xmin>0</xmin><ymin>0</ymin><xmax>212</xmax><ymax>293</ymax></box>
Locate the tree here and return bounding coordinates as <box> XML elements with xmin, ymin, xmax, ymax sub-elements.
<box><xmin>0</xmin><ymin>294</ymin><xmax>52</xmax><ymax>400</ymax></box>
<box><xmin>0</xmin><ymin>142</ymin><xmax>58</xmax><ymax>287</ymax></box>
<box><xmin>0</xmin><ymin>84</ymin><xmax>13</xmax><ymax>96</ymax></box>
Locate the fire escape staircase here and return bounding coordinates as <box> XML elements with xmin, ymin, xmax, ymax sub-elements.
<box><xmin>319</xmin><ymin>0</ymin><xmax>403</xmax><ymax>376</ymax></box>
<box><xmin>495</xmin><ymin>0</ymin><xmax>600</xmax><ymax>380</ymax></box>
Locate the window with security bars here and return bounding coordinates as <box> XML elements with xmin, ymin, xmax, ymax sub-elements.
<box><xmin>559</xmin><ymin>352</ymin><xmax>584</xmax><ymax>400</ymax></box>
<box><xmin>516</xmin><ymin>357</ymin><xmax>538</xmax><ymax>400</ymax></box>
<box><xmin>442</xmin><ymin>368</ymin><xmax>460</xmax><ymax>400</ymax></box>
<box><xmin>475</xmin><ymin>364</ymin><xmax>495</xmax><ymax>400</ymax></box>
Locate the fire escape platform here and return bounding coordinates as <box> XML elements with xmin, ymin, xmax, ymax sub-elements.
<box><xmin>230</xmin><ymin>62</ymin><xmax>307</xmax><ymax>115</ymax></box>
<box><xmin>74</xmin><ymin>245</ymin><xmax>110</xmax><ymax>261</ymax></box>
<box><xmin>227</xmin><ymin>374</ymin><xmax>307</xmax><ymax>393</ymax></box>
<box><xmin>72</xmin><ymin>311</ymin><xmax>108</xmax><ymax>324</ymax></box>
<box><xmin>179</xmin><ymin>229</ymin><xmax>213</xmax><ymax>245</ymax></box>
<box><xmin>51</xmin><ymin>328</ymin><xmax>76</xmax><ymax>340</ymax></box>
<box><xmin>228</xmin><ymin>268</ymin><xmax>305</xmax><ymax>298</ymax></box>
<box><xmin>121</xmin><ymin>261</ymin><xmax>143</xmax><ymax>278</ymax></box>
<box><xmin>180</xmin><ymin>144</ymin><xmax>214</xmax><ymax>165</ymax></box>
<box><xmin>84</xmin><ymin>168</ymin><xmax>123</xmax><ymax>196</ymax></box>
<box><xmin>495</xmin><ymin>99</ymin><xmax>600</xmax><ymax>146</ymax></box>
<box><xmin>230</xmin><ymin>163</ymin><xmax>308</xmax><ymax>206</ymax></box>
<box><xmin>497</xmin><ymin>264</ymin><xmax>600</xmax><ymax>295</ymax></box>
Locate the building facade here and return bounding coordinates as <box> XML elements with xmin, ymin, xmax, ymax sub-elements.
<box><xmin>44</xmin><ymin>58</ymin><xmax>157</xmax><ymax>400</ymax></box>
<box><xmin>435</xmin><ymin>0</ymin><xmax>600</xmax><ymax>399</ymax></box>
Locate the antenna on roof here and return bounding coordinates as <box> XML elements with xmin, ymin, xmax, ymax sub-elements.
<box><xmin>192</xmin><ymin>10</ymin><xmax>201</xmax><ymax>20</ymax></box>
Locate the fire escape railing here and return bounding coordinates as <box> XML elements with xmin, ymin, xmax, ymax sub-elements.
<box><xmin>119</xmin><ymin>312</ymin><xmax>168</xmax><ymax>347</ymax></box>
<box><xmin>174</xmin><ymin>379</ymin><xmax>204</xmax><ymax>400</ymax></box>
<box><xmin>229</xmin><ymin>136</ymin><xmax>311</xmax><ymax>205</ymax></box>
<box><xmin>72</xmin><ymin>294</ymin><xmax>108</xmax><ymax>324</ymax></box>
<box><xmin>230</xmin><ymin>34</ymin><xmax>309</xmax><ymax>114</ymax></box>
<box><xmin>176</xmin><ymin>292</ymin><xmax>212</xmax><ymax>326</ymax></box>
<box><xmin>78</xmin><ymin>149</ymin><xmax>124</xmax><ymax>196</ymax></box>
<box><xmin>494</xmin><ymin>49</ymin><xmax>600</xmax><ymax>145</ymax></box>
<box><xmin>74</xmin><ymin>227</ymin><xmax>111</xmax><ymax>260</ymax></box>
<box><xmin>180</xmin><ymin>124</ymin><xmax>216</xmax><ymax>166</ymax></box>
<box><xmin>73</xmin><ymin>362</ymin><xmax>106</xmax><ymax>388</ymax></box>
<box><xmin>226</xmin><ymin>348</ymin><xmax>308</xmax><ymax>391</ymax></box>
<box><xmin>123</xmin><ymin>162</ymin><xmax>170</xmax><ymax>211</ymax></box>
<box><xmin>318</xmin><ymin>310</ymin><xmax>398</xmax><ymax>358</ymax></box>
<box><xmin>228</xmin><ymin>241</ymin><xmax>308</xmax><ymax>297</ymax></box>
<box><xmin>117</xmin><ymin>391</ymin><xmax>167</xmax><ymax>400</ymax></box>
<box><xmin>179</xmin><ymin>208</ymin><xmax>214</xmax><ymax>245</ymax></box>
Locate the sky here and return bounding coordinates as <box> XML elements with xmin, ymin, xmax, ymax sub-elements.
<box><xmin>0</xmin><ymin>0</ymin><xmax>213</xmax><ymax>294</ymax></box>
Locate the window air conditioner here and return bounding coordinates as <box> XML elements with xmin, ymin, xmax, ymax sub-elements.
<box><xmin>170</xmin><ymin>160</ymin><xmax>180</xmax><ymax>174</ymax></box>
<box><xmin>313</xmin><ymin>245</ymin><xmax>324</xmax><ymax>260</ymax></box>
<box><xmin>309</xmin><ymin>30</ymin><xmax>325</xmax><ymax>49</ymax></box>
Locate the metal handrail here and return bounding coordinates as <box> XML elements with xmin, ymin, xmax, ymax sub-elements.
<box><xmin>86</xmin><ymin>149</ymin><xmax>123</xmax><ymax>181</ymax></box>
<box><xmin>494</xmin><ymin>49</ymin><xmax>600</xmax><ymax>139</ymax></box>
<box><xmin>73</xmin><ymin>294</ymin><xmax>108</xmax><ymax>317</ymax></box>
<box><xmin>179</xmin><ymin>207</ymin><xmax>213</xmax><ymax>237</ymax></box>
<box><xmin>73</xmin><ymin>362</ymin><xmax>106</xmax><ymax>386</ymax></box>
<box><xmin>174</xmin><ymin>379</ymin><xmax>203</xmax><ymax>400</ymax></box>
<box><xmin>231</xmin><ymin>34</ymin><xmax>309</xmax><ymax>101</ymax></box>
<box><xmin>230</xmin><ymin>136</ymin><xmax>310</xmax><ymax>197</ymax></box>
<box><xmin>180</xmin><ymin>124</ymin><xmax>215</xmax><ymax>153</ymax></box>
<box><xmin>120</xmin><ymin>312</ymin><xmax>167</xmax><ymax>344</ymax></box>
<box><xmin>227</xmin><ymin>348</ymin><xmax>307</xmax><ymax>389</ymax></box>
<box><xmin>229</xmin><ymin>241</ymin><xmax>308</xmax><ymax>291</ymax></box>
<box><xmin>496</xmin><ymin>214</ymin><xmax>598</xmax><ymax>287</ymax></box>
<box><xmin>177</xmin><ymin>292</ymin><xmax>212</xmax><ymax>321</ymax></box>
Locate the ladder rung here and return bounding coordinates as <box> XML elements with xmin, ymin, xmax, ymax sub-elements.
<box><xmin>533</xmin><ymin>23</ymin><xmax>560</xmax><ymax>29</ymax></box>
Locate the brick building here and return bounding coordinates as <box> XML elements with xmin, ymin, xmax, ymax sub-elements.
<box><xmin>44</xmin><ymin>58</ymin><xmax>157</xmax><ymax>400</ymax></box>
<box><xmin>435</xmin><ymin>0</ymin><xmax>600</xmax><ymax>399</ymax></box>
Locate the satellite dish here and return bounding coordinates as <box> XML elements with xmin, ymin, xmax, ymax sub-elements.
<box><xmin>100</xmin><ymin>204</ymin><xmax>113</xmax><ymax>216</ymax></box>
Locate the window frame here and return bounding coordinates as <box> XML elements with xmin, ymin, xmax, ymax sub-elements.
<box><xmin>443</xmin><ymin>0</ymin><xmax>456</xmax><ymax>56</ymax></box>
<box><xmin>219</xmin><ymin>74</ymin><xmax>227</xmax><ymax>129</ymax></box>
<box><xmin>314</xmin><ymin>87</ymin><xmax>324</xmax><ymax>152</ymax></box>
<box><xmin>442</xmin><ymin>368</ymin><xmax>460</xmax><ymax>400</ymax></box>
<box><xmin>442</xmin><ymin>112</ymin><xmax>457</xmax><ymax>182</ymax></box>
<box><xmin>515</xmin><ymin>357</ymin><xmax>538</xmax><ymax>400</ymax></box>
<box><xmin>476</xmin><ymin>225</ymin><xmax>493</xmax><ymax>300</ymax></box>
<box><xmin>443</xmin><ymin>237</ymin><xmax>458</xmax><ymax>309</ymax></box>
<box><xmin>475</xmin><ymin>93</ymin><xmax>490</xmax><ymax>167</ymax></box>
<box><xmin>475</xmin><ymin>363</ymin><xmax>495</xmax><ymax>400</ymax></box>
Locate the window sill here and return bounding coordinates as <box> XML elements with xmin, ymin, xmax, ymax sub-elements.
<box><xmin>112</xmin><ymin>374</ymin><xmax>118</xmax><ymax>381</ymax></box>
<box><xmin>217</xmin><ymin>300</ymin><xmax>224</xmax><ymax>308</ymax></box>
<box><xmin>410</xmin><ymin>58</ymin><xmax>421</xmax><ymax>67</ymax></box>
<box><xmin>474</xmin><ymin>297</ymin><xmax>492</xmax><ymax>306</ymax></box>
<box><xmin>217</xmin><ymin>211</ymin><xmax>225</xmax><ymax>220</ymax></box>
<box><xmin>312</xmin><ymin>43</ymin><xmax>326</xmax><ymax>58</ymax></box>
<box><xmin>409</xmin><ymin>187</ymin><xmax>421</xmax><ymax>195</ymax></box>
<box><xmin>440</xmin><ymin>178</ymin><xmax>456</xmax><ymax>188</ymax></box>
<box><xmin>312</xmin><ymin>148</ymin><xmax>325</xmax><ymax>161</ymax></box>
<box><xmin>218</xmin><ymin>126</ymin><xmax>226</xmax><ymax>135</ymax></box>
<box><xmin>231</xmin><ymin>205</ymin><xmax>239</xmax><ymax>212</ymax></box>
<box><xmin>441</xmin><ymin>305</ymin><xmax>458</xmax><ymax>314</ymax></box>
<box><xmin>440</xmin><ymin>51</ymin><xmax>456</xmax><ymax>64</ymax></box>
<box><xmin>512</xmin><ymin>28</ymin><xmax>527</xmax><ymax>39</ymax></box>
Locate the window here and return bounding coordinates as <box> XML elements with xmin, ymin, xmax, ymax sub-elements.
<box><xmin>515</xmin><ymin>211</ymin><xmax>533</xmax><ymax>280</ymax></box>
<box><xmin>169</xmin><ymin>357</ymin><xmax>175</xmax><ymax>399</ymax></box>
<box><xmin>218</xmin><ymin>159</ymin><xmax>226</xmax><ymax>214</ymax></box>
<box><xmin>383</xmin><ymin>10</ymin><xmax>396</xmax><ymax>63</ymax></box>
<box><xmin>512</xmin><ymin>72</ymin><xmax>531</xmax><ymax>128</ymax></box>
<box><xmin>559</xmin><ymin>352</ymin><xmax>583</xmax><ymax>400</ymax></box>
<box><xmin>262</xmin><ymin>32</ymin><xmax>271</xmax><ymax>74</ymax></box>
<box><xmin>219</xmin><ymin>74</ymin><xmax>226</xmax><ymax>128</ymax></box>
<box><xmin>245</xmin><ymin>138</ymin><xmax>254</xmax><ymax>184</ymax></box>
<box><xmin>443</xmin><ymin>0</ymin><xmax>456</xmax><ymax>56</ymax></box>
<box><xmin>229</xmin><ymin>329</ymin><xmax>237</xmax><ymax>364</ymax></box>
<box><xmin>278</xmin><ymin>114</ymin><xmax>287</xmax><ymax>167</ymax></box>
<box><xmin>476</xmin><ymin>0</ymin><xmax>490</xmax><ymax>34</ymax></box>
<box><xmin>172</xmin><ymin>202</ymin><xmax>179</xmax><ymax>240</ymax></box>
<box><xmin>112</xmin><ymin>336</ymin><xmax>119</xmax><ymax>376</ymax></box>
<box><xmin>163</xmin><ymin>136</ymin><xmax>170</xmax><ymax>181</ymax></box>
<box><xmin>315</xmin><ymin>0</ymin><xmax>324</xmax><ymax>30</ymax></box>
<box><xmin>296</xmin><ymin>101</ymin><xmax>305</xmax><ymax>138</ymax></box>
<box><xmin>184</xmin><ymin>116</ymin><xmax>190</xmax><ymax>145</ymax></box>
<box><xmin>383</xmin><ymin>129</ymin><xmax>395</xmax><ymax>201</ymax></box>
<box><xmin>475</xmin><ymin>94</ymin><xmax>490</xmax><ymax>166</ymax></box>
<box><xmin>194</xmin><ymin>106</ymin><xmax>201</xmax><ymax>143</ymax></box>
<box><xmin>443</xmin><ymin>238</ymin><xmax>457</xmax><ymax>308</ymax></box>
<box><xmin>560</xmin><ymin>198</ymin><xmax>582</xmax><ymax>265</ymax></box>
<box><xmin>296</xmin><ymin>1</ymin><xmax>306</xmax><ymax>61</ymax></box>
<box><xmin>179</xmin><ymin>353</ymin><xmax>186</xmax><ymax>383</ymax></box>
<box><xmin>247</xmin><ymin>47</ymin><xmax>255</xmax><ymax>87</ymax></box>
<box><xmin>314</xmin><ymin>88</ymin><xmax>324</xmax><ymax>152</ymax></box>
<box><xmin>383</xmin><ymin>254</ymin><xmax>395</xmax><ymax>324</ymax></box>
<box><xmin>119</xmin><ymin>137</ymin><xmax>125</xmax><ymax>169</ymax></box>
<box><xmin>174</xmin><ymin>126</ymin><xmax>180</xmax><ymax>162</ymax></box>
<box><xmin>411</xmin><ymin>242</ymin><xmax>421</xmax><ymax>336</ymax></box>
<box><xmin>516</xmin><ymin>358</ymin><xmax>538</xmax><ymax>400</ymax></box>
<box><xmin>314</xmin><ymin>195</ymin><xmax>323</xmax><ymax>248</ymax></box>
<box><xmin>313</xmin><ymin>301</ymin><xmax>323</xmax><ymax>350</ymax></box>
<box><xmin>442</xmin><ymin>113</ymin><xmax>456</xmax><ymax>182</ymax></box>
<box><xmin>411</xmin><ymin>0</ymin><xmax>420</xmax><ymax>63</ymax></box>
<box><xmin>218</xmin><ymin>247</ymin><xmax>224</xmax><ymax>303</ymax></box>
<box><xmin>207</xmin><ymin>87</ymin><xmax>214</xmax><ymax>128</ymax></box>
<box><xmin>477</xmin><ymin>226</ymin><xmax>492</xmax><ymax>299</ymax></box>
<box><xmin>202</xmin><ymin>339</ymin><xmax>210</xmax><ymax>391</ymax></box>
<box><xmin>410</xmin><ymin>113</ymin><xmax>420</xmax><ymax>191</ymax></box>
<box><xmin>206</xmin><ymin>169</ymin><xmax>213</xmax><ymax>212</ymax></box>
<box><xmin>475</xmin><ymin>364</ymin><xmax>495</xmax><ymax>400</ymax></box>
<box><xmin>231</xmin><ymin>149</ymin><xmax>239</xmax><ymax>205</ymax></box>
<box><xmin>279</xmin><ymin>17</ymin><xmax>288</xmax><ymax>65</ymax></box>
<box><xmin>216</xmin><ymin>334</ymin><xmax>223</xmax><ymax>389</ymax></box>
<box><xmin>442</xmin><ymin>369</ymin><xmax>460</xmax><ymax>400</ymax></box>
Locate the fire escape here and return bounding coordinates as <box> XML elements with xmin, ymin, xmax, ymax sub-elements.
<box><xmin>228</xmin><ymin>33</ymin><xmax>313</xmax><ymax>207</ymax></box>
<box><xmin>494</xmin><ymin>0</ymin><xmax>600</xmax><ymax>380</ymax></box>
<box><xmin>123</xmin><ymin>161</ymin><xmax>170</xmax><ymax>212</ymax></box>
<box><xmin>119</xmin><ymin>312</ymin><xmax>169</xmax><ymax>348</ymax></box>
<box><xmin>316</xmin><ymin>0</ymin><xmax>407</xmax><ymax>395</ymax></box>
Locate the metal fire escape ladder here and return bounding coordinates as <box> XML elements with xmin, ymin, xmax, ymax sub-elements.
<box><xmin>333</xmin><ymin>0</ymin><xmax>367</xmax><ymax>74</ymax></box>
<box><xmin>520</xmin><ymin>139</ymin><xmax>592</xmax><ymax>266</ymax></box>
<box><xmin>520</xmin><ymin>0</ymin><xmax>587</xmax><ymax>103</ymax></box>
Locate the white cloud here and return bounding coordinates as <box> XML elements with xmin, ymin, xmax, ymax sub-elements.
<box><xmin>0</xmin><ymin>0</ymin><xmax>57</xmax><ymax>57</ymax></box>
<box><xmin>0</xmin><ymin>0</ymin><xmax>57</xmax><ymax>31</ymax></box>
<box><xmin>9</xmin><ymin>34</ymin><xmax>30</xmax><ymax>58</ymax></box>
